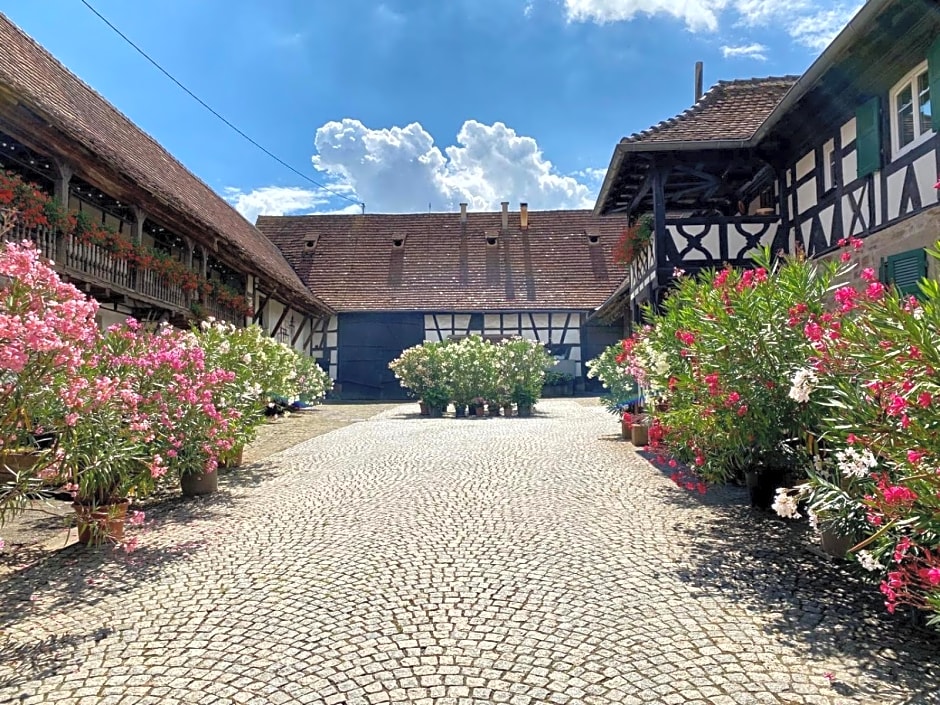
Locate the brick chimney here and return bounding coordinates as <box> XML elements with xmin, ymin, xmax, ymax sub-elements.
<box><xmin>459</xmin><ymin>202</ymin><xmax>468</xmax><ymax>224</ymax></box>
<box><xmin>501</xmin><ymin>201</ymin><xmax>509</xmax><ymax>231</ymax></box>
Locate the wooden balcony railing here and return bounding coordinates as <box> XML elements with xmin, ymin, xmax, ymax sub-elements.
<box><xmin>663</xmin><ymin>215</ymin><xmax>784</xmax><ymax>267</ymax></box>
<box><xmin>202</xmin><ymin>298</ymin><xmax>244</xmax><ymax>325</ymax></box>
<box><xmin>3</xmin><ymin>220</ymin><xmax>194</xmax><ymax>313</ymax></box>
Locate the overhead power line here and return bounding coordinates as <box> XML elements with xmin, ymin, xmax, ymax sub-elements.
<box><xmin>79</xmin><ymin>0</ymin><xmax>364</xmax><ymax>209</ymax></box>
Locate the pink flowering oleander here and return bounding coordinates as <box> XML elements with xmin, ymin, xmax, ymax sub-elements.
<box><xmin>0</xmin><ymin>241</ymin><xmax>100</xmax><ymax>457</ymax></box>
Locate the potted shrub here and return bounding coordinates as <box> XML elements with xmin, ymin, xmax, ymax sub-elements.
<box><xmin>587</xmin><ymin>339</ymin><xmax>644</xmax><ymax>433</ymax></box>
<box><xmin>635</xmin><ymin>247</ymin><xmax>851</xmax><ymax>505</ymax></box>
<box><xmin>390</xmin><ymin>343</ymin><xmax>432</xmax><ymax>413</ymax></box>
<box><xmin>775</xmin><ymin>245</ymin><xmax>940</xmax><ymax>624</ymax></box>
<box><xmin>0</xmin><ymin>241</ymin><xmax>101</xmax><ymax>529</ymax></box>
<box><xmin>499</xmin><ymin>337</ymin><xmax>553</xmax><ymax>417</ymax></box>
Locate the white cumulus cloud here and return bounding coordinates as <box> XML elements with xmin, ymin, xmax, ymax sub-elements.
<box><xmin>311</xmin><ymin>118</ymin><xmax>595</xmax><ymax>213</ymax></box>
<box><xmin>720</xmin><ymin>43</ymin><xmax>768</xmax><ymax>60</ymax></box>
<box><xmin>226</xmin><ymin>119</ymin><xmax>596</xmax><ymax>219</ymax></box>
<box><xmin>561</xmin><ymin>0</ymin><xmax>864</xmax><ymax>50</ymax></box>
<box><xmin>224</xmin><ymin>185</ymin><xmax>358</xmax><ymax>223</ymax></box>
<box><xmin>564</xmin><ymin>0</ymin><xmax>721</xmax><ymax>31</ymax></box>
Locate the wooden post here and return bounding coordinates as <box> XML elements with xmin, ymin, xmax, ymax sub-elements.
<box><xmin>132</xmin><ymin>206</ymin><xmax>146</xmax><ymax>246</ymax></box>
<box><xmin>53</xmin><ymin>160</ymin><xmax>73</xmax><ymax>207</ymax></box>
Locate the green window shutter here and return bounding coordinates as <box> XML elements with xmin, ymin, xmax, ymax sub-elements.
<box><xmin>929</xmin><ymin>36</ymin><xmax>940</xmax><ymax>132</ymax></box>
<box><xmin>883</xmin><ymin>248</ymin><xmax>927</xmax><ymax>298</ymax></box>
<box><xmin>856</xmin><ymin>97</ymin><xmax>882</xmax><ymax>178</ymax></box>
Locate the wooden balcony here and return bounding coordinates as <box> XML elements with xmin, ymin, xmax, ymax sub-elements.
<box><xmin>663</xmin><ymin>215</ymin><xmax>786</xmax><ymax>267</ymax></box>
<box><xmin>626</xmin><ymin>215</ymin><xmax>789</xmax><ymax>307</ymax></box>
<box><xmin>4</xmin><ymin>220</ymin><xmax>196</xmax><ymax>315</ymax></box>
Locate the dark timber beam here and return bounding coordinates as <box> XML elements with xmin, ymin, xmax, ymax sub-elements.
<box><xmin>291</xmin><ymin>316</ymin><xmax>309</xmax><ymax>347</ymax></box>
<box><xmin>627</xmin><ymin>170</ymin><xmax>655</xmax><ymax>214</ymax></box>
<box><xmin>271</xmin><ymin>306</ymin><xmax>290</xmax><ymax>338</ymax></box>
<box><xmin>252</xmin><ymin>288</ymin><xmax>275</xmax><ymax>324</ymax></box>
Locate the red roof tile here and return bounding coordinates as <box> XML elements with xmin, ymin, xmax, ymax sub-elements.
<box><xmin>624</xmin><ymin>76</ymin><xmax>799</xmax><ymax>145</ymax></box>
<box><xmin>258</xmin><ymin>210</ymin><xmax>627</xmax><ymax>312</ymax></box>
<box><xmin>0</xmin><ymin>13</ymin><xmax>330</xmax><ymax>316</ymax></box>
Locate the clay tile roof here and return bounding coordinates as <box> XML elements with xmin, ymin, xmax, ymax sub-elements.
<box><xmin>257</xmin><ymin>210</ymin><xmax>627</xmax><ymax>313</ymax></box>
<box><xmin>0</xmin><ymin>13</ymin><xmax>331</xmax><ymax>316</ymax></box>
<box><xmin>623</xmin><ymin>76</ymin><xmax>799</xmax><ymax>145</ymax></box>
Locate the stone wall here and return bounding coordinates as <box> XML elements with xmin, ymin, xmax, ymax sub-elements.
<box><xmin>855</xmin><ymin>206</ymin><xmax>940</xmax><ymax>277</ymax></box>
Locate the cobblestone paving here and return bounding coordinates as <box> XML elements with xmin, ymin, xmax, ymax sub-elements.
<box><xmin>1</xmin><ymin>401</ymin><xmax>939</xmax><ymax>704</ymax></box>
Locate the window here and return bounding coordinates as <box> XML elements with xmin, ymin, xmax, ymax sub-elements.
<box><xmin>822</xmin><ymin>141</ymin><xmax>836</xmax><ymax>192</ymax></box>
<box><xmin>891</xmin><ymin>62</ymin><xmax>933</xmax><ymax>157</ymax></box>
<box><xmin>881</xmin><ymin>248</ymin><xmax>927</xmax><ymax>299</ymax></box>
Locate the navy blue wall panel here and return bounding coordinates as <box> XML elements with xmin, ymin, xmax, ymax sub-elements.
<box><xmin>580</xmin><ymin>320</ymin><xmax>625</xmax><ymax>392</ymax></box>
<box><xmin>336</xmin><ymin>312</ymin><xmax>426</xmax><ymax>400</ymax></box>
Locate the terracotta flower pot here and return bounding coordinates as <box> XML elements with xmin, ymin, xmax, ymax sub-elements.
<box><xmin>73</xmin><ymin>500</ymin><xmax>129</xmax><ymax>545</ymax></box>
<box><xmin>419</xmin><ymin>401</ymin><xmax>429</xmax><ymax>416</ymax></box>
<box><xmin>219</xmin><ymin>446</ymin><xmax>244</xmax><ymax>469</ymax></box>
<box><xmin>631</xmin><ymin>424</ymin><xmax>649</xmax><ymax>447</ymax></box>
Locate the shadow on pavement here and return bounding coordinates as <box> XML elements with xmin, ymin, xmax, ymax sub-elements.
<box><xmin>635</xmin><ymin>448</ymin><xmax>940</xmax><ymax>702</ymax></box>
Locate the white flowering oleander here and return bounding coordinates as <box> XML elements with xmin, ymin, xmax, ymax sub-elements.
<box><xmin>835</xmin><ymin>446</ymin><xmax>877</xmax><ymax>479</ymax></box>
<box><xmin>807</xmin><ymin>509</ymin><xmax>819</xmax><ymax>531</ymax></box>
<box><xmin>772</xmin><ymin>487</ymin><xmax>801</xmax><ymax>519</ymax></box>
<box><xmin>856</xmin><ymin>550</ymin><xmax>885</xmax><ymax>572</ymax></box>
<box><xmin>788</xmin><ymin>367</ymin><xmax>818</xmax><ymax>403</ymax></box>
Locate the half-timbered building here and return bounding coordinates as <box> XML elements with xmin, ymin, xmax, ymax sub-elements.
<box><xmin>593</xmin><ymin>0</ymin><xmax>940</xmax><ymax>326</ymax></box>
<box><xmin>0</xmin><ymin>13</ymin><xmax>333</xmax><ymax>349</ymax></box>
<box><xmin>258</xmin><ymin>205</ymin><xmax>626</xmax><ymax>399</ymax></box>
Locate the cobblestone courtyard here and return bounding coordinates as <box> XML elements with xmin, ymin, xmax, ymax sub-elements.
<box><xmin>2</xmin><ymin>400</ymin><xmax>939</xmax><ymax>704</ymax></box>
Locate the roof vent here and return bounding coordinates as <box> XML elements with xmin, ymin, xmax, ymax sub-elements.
<box><xmin>694</xmin><ymin>61</ymin><xmax>704</xmax><ymax>102</ymax></box>
<box><xmin>304</xmin><ymin>235</ymin><xmax>319</xmax><ymax>250</ymax></box>
<box><xmin>585</xmin><ymin>229</ymin><xmax>600</xmax><ymax>246</ymax></box>
<box><xmin>392</xmin><ymin>235</ymin><xmax>406</xmax><ymax>248</ymax></box>
<box><xmin>485</xmin><ymin>230</ymin><xmax>499</xmax><ymax>247</ymax></box>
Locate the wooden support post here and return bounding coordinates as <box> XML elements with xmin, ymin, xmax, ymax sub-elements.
<box><xmin>183</xmin><ymin>237</ymin><xmax>194</xmax><ymax>270</ymax></box>
<box><xmin>132</xmin><ymin>206</ymin><xmax>146</xmax><ymax>246</ymax></box>
<box><xmin>53</xmin><ymin>160</ymin><xmax>73</xmax><ymax>206</ymax></box>
<box><xmin>652</xmin><ymin>164</ymin><xmax>669</xmax><ymax>305</ymax></box>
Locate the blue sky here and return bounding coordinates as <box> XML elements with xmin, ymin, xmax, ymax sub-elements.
<box><xmin>0</xmin><ymin>0</ymin><xmax>862</xmax><ymax>219</ymax></box>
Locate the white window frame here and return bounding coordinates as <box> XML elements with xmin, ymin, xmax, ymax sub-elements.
<box><xmin>822</xmin><ymin>140</ymin><xmax>836</xmax><ymax>192</ymax></box>
<box><xmin>890</xmin><ymin>60</ymin><xmax>933</xmax><ymax>159</ymax></box>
